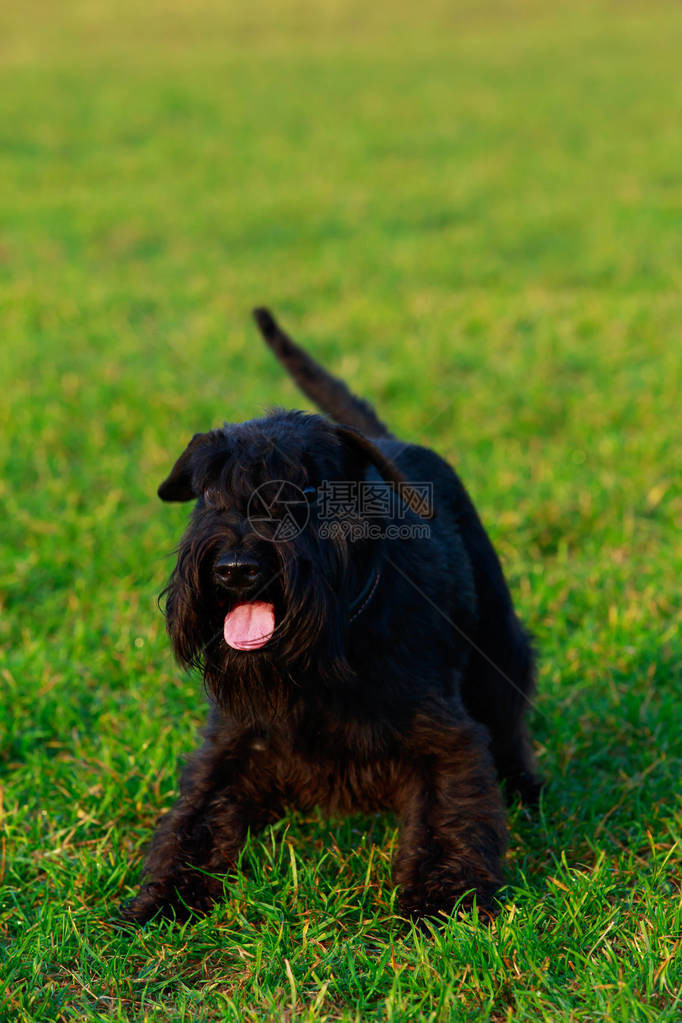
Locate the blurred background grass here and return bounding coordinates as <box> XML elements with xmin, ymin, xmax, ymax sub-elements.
<box><xmin>1</xmin><ymin>1</ymin><xmax>681</xmax><ymax>1020</ymax></box>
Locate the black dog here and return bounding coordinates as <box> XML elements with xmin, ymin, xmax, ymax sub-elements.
<box><xmin>124</xmin><ymin>309</ymin><xmax>541</xmax><ymax>925</ymax></box>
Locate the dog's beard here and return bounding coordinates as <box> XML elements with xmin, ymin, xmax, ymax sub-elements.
<box><xmin>162</xmin><ymin>525</ymin><xmax>357</xmax><ymax>710</ymax></box>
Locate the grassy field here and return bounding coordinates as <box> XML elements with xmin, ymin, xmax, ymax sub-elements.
<box><xmin>1</xmin><ymin>1</ymin><xmax>681</xmax><ymax>1019</ymax></box>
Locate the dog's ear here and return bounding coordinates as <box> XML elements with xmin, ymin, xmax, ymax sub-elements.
<box><xmin>335</xmin><ymin>425</ymin><xmax>435</xmax><ymax>519</ymax></box>
<box><xmin>157</xmin><ymin>432</ymin><xmax>212</xmax><ymax>502</ymax></box>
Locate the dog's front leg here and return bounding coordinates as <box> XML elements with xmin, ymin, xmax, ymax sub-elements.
<box><xmin>394</xmin><ymin>715</ymin><xmax>507</xmax><ymax>922</ymax></box>
<box><xmin>123</xmin><ymin>728</ymin><xmax>281</xmax><ymax>924</ymax></box>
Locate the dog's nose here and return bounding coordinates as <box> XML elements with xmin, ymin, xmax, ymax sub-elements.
<box><xmin>214</xmin><ymin>552</ymin><xmax>265</xmax><ymax>592</ymax></box>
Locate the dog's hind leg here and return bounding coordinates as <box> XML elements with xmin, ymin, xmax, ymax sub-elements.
<box><xmin>460</xmin><ymin>609</ymin><xmax>543</xmax><ymax>805</ymax></box>
<box><xmin>394</xmin><ymin>714</ymin><xmax>508</xmax><ymax>921</ymax></box>
<box><xmin>123</xmin><ymin>726</ymin><xmax>282</xmax><ymax>924</ymax></box>
<box><xmin>445</xmin><ymin>475</ymin><xmax>543</xmax><ymax>804</ymax></box>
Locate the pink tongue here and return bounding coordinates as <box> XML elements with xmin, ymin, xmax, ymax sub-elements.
<box><xmin>224</xmin><ymin>602</ymin><xmax>275</xmax><ymax>651</ymax></box>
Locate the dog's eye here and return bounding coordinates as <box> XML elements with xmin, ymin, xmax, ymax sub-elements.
<box><xmin>203</xmin><ymin>487</ymin><xmax>223</xmax><ymax>508</ymax></box>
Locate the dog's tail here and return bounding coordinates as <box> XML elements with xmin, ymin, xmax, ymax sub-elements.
<box><xmin>253</xmin><ymin>307</ymin><xmax>392</xmax><ymax>438</ymax></box>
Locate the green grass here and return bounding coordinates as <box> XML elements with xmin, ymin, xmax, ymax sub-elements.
<box><xmin>1</xmin><ymin>1</ymin><xmax>681</xmax><ymax>1019</ymax></box>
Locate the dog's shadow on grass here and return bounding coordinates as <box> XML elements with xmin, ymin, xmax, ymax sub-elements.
<box><xmin>239</xmin><ymin>635</ymin><xmax>680</xmax><ymax>915</ymax></box>
<box><xmin>505</xmin><ymin>634</ymin><xmax>681</xmax><ymax>892</ymax></box>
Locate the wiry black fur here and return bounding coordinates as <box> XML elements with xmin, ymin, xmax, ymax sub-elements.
<box><xmin>123</xmin><ymin>309</ymin><xmax>541</xmax><ymax>926</ymax></box>
<box><xmin>253</xmin><ymin>307</ymin><xmax>392</xmax><ymax>439</ymax></box>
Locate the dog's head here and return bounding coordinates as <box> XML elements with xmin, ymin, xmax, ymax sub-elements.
<box><xmin>157</xmin><ymin>410</ymin><xmax>430</xmax><ymax>700</ymax></box>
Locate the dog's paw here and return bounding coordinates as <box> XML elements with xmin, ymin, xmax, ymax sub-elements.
<box><xmin>121</xmin><ymin>881</ymin><xmax>215</xmax><ymax>926</ymax></box>
<box><xmin>399</xmin><ymin>883</ymin><xmax>499</xmax><ymax>928</ymax></box>
<box><xmin>503</xmin><ymin>770</ymin><xmax>545</xmax><ymax>807</ymax></box>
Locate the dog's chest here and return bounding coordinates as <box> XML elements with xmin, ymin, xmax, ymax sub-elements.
<box><xmin>263</xmin><ymin>714</ymin><xmax>409</xmax><ymax>814</ymax></box>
